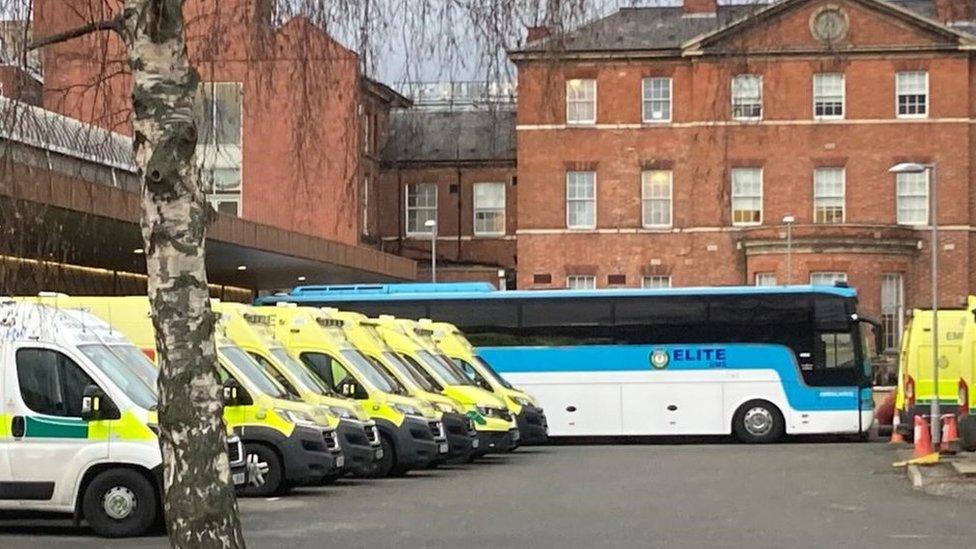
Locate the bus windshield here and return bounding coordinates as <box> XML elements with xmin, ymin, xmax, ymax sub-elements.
<box><xmin>417</xmin><ymin>350</ymin><xmax>473</xmax><ymax>386</ymax></box>
<box><xmin>340</xmin><ymin>349</ymin><xmax>405</xmax><ymax>395</ymax></box>
<box><xmin>220</xmin><ymin>345</ymin><xmax>291</xmax><ymax>399</ymax></box>
<box><xmin>270</xmin><ymin>347</ymin><xmax>337</xmax><ymax>396</ymax></box>
<box><xmin>78</xmin><ymin>344</ymin><xmax>158</xmax><ymax>410</ymax></box>
<box><xmin>474</xmin><ymin>356</ymin><xmax>514</xmax><ymax>390</ymax></box>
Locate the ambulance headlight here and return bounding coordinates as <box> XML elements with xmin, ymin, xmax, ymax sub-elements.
<box><xmin>435</xmin><ymin>402</ymin><xmax>456</xmax><ymax>414</ymax></box>
<box><xmin>275</xmin><ymin>408</ymin><xmax>316</xmax><ymax>426</ymax></box>
<box><xmin>510</xmin><ymin>396</ymin><xmax>532</xmax><ymax>407</ymax></box>
<box><xmin>328</xmin><ymin>406</ymin><xmax>353</xmax><ymax>419</ymax></box>
<box><xmin>392</xmin><ymin>403</ymin><xmax>421</xmax><ymax>417</ymax></box>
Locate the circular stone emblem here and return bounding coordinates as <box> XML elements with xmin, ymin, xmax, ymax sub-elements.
<box><xmin>810</xmin><ymin>6</ymin><xmax>849</xmax><ymax>44</ymax></box>
<box><xmin>650</xmin><ymin>348</ymin><xmax>670</xmax><ymax>370</ymax></box>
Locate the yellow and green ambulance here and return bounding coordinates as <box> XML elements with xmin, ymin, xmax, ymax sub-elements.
<box><xmin>328</xmin><ymin>310</ymin><xmax>479</xmax><ymax>463</ymax></box>
<box><xmin>420</xmin><ymin>319</ymin><xmax>549</xmax><ymax>445</ymax></box>
<box><xmin>371</xmin><ymin>315</ymin><xmax>519</xmax><ymax>454</ymax></box>
<box><xmin>894</xmin><ymin>297</ymin><xmax>976</xmax><ymax>449</ymax></box>
<box><xmin>0</xmin><ymin>301</ymin><xmax>247</xmax><ymax>537</ymax></box>
<box><xmin>213</xmin><ymin>302</ymin><xmax>383</xmax><ymax>479</ymax></box>
<box><xmin>25</xmin><ymin>295</ymin><xmax>344</xmax><ymax>497</ymax></box>
<box><xmin>265</xmin><ymin>304</ymin><xmax>445</xmax><ymax>476</ymax></box>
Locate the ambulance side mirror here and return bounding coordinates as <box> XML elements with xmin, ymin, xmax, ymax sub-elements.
<box><xmin>81</xmin><ymin>385</ymin><xmax>120</xmax><ymax>421</ymax></box>
<box><xmin>222</xmin><ymin>378</ymin><xmax>252</xmax><ymax>407</ymax></box>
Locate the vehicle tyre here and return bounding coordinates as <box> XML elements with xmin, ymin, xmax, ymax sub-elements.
<box><xmin>237</xmin><ymin>443</ymin><xmax>287</xmax><ymax>497</ymax></box>
<box><xmin>365</xmin><ymin>435</ymin><xmax>395</xmax><ymax>478</ymax></box>
<box><xmin>960</xmin><ymin>415</ymin><xmax>976</xmax><ymax>452</ymax></box>
<box><xmin>732</xmin><ymin>400</ymin><xmax>785</xmax><ymax>443</ymax></box>
<box><xmin>81</xmin><ymin>469</ymin><xmax>158</xmax><ymax>538</ymax></box>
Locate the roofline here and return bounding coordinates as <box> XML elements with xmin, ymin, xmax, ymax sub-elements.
<box><xmin>362</xmin><ymin>77</ymin><xmax>413</xmax><ymax>108</ymax></box>
<box><xmin>684</xmin><ymin>0</ymin><xmax>976</xmax><ymax>51</ymax></box>
<box><xmin>509</xmin><ymin>0</ymin><xmax>976</xmax><ymax>62</ymax></box>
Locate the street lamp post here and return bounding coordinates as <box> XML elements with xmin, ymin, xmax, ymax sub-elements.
<box><xmin>889</xmin><ymin>162</ymin><xmax>939</xmax><ymax>446</ymax></box>
<box><xmin>425</xmin><ymin>219</ymin><xmax>437</xmax><ymax>283</ymax></box>
<box><xmin>783</xmin><ymin>215</ymin><xmax>795</xmax><ymax>285</ymax></box>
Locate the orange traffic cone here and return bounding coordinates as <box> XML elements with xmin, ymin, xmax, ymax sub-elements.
<box><xmin>913</xmin><ymin>415</ymin><xmax>936</xmax><ymax>458</ymax></box>
<box><xmin>890</xmin><ymin>412</ymin><xmax>906</xmax><ymax>444</ymax></box>
<box><xmin>940</xmin><ymin>414</ymin><xmax>959</xmax><ymax>453</ymax></box>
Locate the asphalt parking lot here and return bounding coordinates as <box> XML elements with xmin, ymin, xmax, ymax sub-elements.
<box><xmin>1</xmin><ymin>440</ymin><xmax>974</xmax><ymax>548</ymax></box>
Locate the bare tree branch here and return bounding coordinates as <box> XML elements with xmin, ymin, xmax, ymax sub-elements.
<box><xmin>28</xmin><ymin>16</ymin><xmax>124</xmax><ymax>51</ymax></box>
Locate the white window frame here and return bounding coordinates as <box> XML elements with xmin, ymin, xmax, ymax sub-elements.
<box><xmin>813</xmin><ymin>73</ymin><xmax>844</xmax><ymax>120</ymax></box>
<box><xmin>566</xmin><ymin>171</ymin><xmax>597</xmax><ymax>229</ymax></box>
<box><xmin>896</xmin><ymin>170</ymin><xmax>929</xmax><ymax>225</ymax></box>
<box><xmin>405</xmin><ymin>183</ymin><xmax>438</xmax><ymax>236</ymax></box>
<box><xmin>755</xmin><ymin>273</ymin><xmax>777</xmax><ymax>286</ymax></box>
<box><xmin>881</xmin><ymin>273</ymin><xmax>904</xmax><ymax>352</ymax></box>
<box><xmin>731</xmin><ymin>74</ymin><xmax>763</xmax><ymax>121</ymax></box>
<box><xmin>362</xmin><ymin>175</ymin><xmax>370</xmax><ymax>236</ymax></box>
<box><xmin>208</xmin><ymin>196</ymin><xmax>241</xmax><ymax>217</ymax></box>
<box><xmin>731</xmin><ymin>168</ymin><xmax>763</xmax><ymax>226</ymax></box>
<box><xmin>641</xmin><ymin>275</ymin><xmax>672</xmax><ymax>288</ymax></box>
<box><xmin>641</xmin><ymin>170</ymin><xmax>673</xmax><ymax>229</ymax></box>
<box><xmin>473</xmin><ymin>182</ymin><xmax>506</xmax><ymax>237</ymax></box>
<box><xmin>896</xmin><ymin>71</ymin><xmax>929</xmax><ymax>119</ymax></box>
<box><xmin>642</xmin><ymin>77</ymin><xmax>672</xmax><ymax>123</ymax></box>
<box><xmin>810</xmin><ymin>271</ymin><xmax>847</xmax><ymax>286</ymax></box>
<box><xmin>813</xmin><ymin>167</ymin><xmax>845</xmax><ymax>224</ymax></box>
<box><xmin>566</xmin><ymin>275</ymin><xmax>596</xmax><ymax>290</ymax></box>
<box><xmin>566</xmin><ymin>79</ymin><xmax>597</xmax><ymax>125</ymax></box>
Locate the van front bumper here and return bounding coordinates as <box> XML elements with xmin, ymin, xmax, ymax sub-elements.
<box><xmin>387</xmin><ymin>416</ymin><xmax>439</xmax><ymax>470</ymax></box>
<box><xmin>476</xmin><ymin>428</ymin><xmax>519</xmax><ymax>454</ymax></box>
<box><xmin>516</xmin><ymin>405</ymin><xmax>549</xmax><ymax>445</ymax></box>
<box><xmin>281</xmin><ymin>425</ymin><xmax>344</xmax><ymax>484</ymax></box>
<box><xmin>441</xmin><ymin>412</ymin><xmax>479</xmax><ymax>461</ymax></box>
<box><xmin>337</xmin><ymin>419</ymin><xmax>381</xmax><ymax>476</ymax></box>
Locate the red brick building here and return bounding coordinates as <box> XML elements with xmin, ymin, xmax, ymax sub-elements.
<box><xmin>34</xmin><ymin>0</ymin><xmax>406</xmax><ymax>248</ymax></box>
<box><xmin>379</xmin><ymin>89</ymin><xmax>517</xmax><ymax>287</ymax></box>
<box><xmin>509</xmin><ymin>0</ymin><xmax>976</xmax><ymax>350</ymax></box>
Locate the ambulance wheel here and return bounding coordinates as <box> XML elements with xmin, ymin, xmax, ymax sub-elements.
<box><xmin>82</xmin><ymin>469</ymin><xmax>158</xmax><ymax>538</ymax></box>
<box><xmin>733</xmin><ymin>400</ymin><xmax>784</xmax><ymax>443</ymax></box>
<box><xmin>960</xmin><ymin>415</ymin><xmax>976</xmax><ymax>452</ymax></box>
<box><xmin>365</xmin><ymin>435</ymin><xmax>395</xmax><ymax>478</ymax></box>
<box><xmin>237</xmin><ymin>443</ymin><xmax>286</xmax><ymax>497</ymax></box>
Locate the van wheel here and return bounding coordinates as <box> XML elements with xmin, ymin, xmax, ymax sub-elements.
<box><xmin>82</xmin><ymin>469</ymin><xmax>158</xmax><ymax>538</ymax></box>
<box><xmin>960</xmin><ymin>415</ymin><xmax>976</xmax><ymax>452</ymax></box>
<box><xmin>237</xmin><ymin>443</ymin><xmax>286</xmax><ymax>497</ymax></box>
<box><xmin>733</xmin><ymin>400</ymin><xmax>784</xmax><ymax>443</ymax></box>
<box><xmin>366</xmin><ymin>435</ymin><xmax>395</xmax><ymax>478</ymax></box>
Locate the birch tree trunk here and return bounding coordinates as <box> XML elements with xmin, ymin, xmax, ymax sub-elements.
<box><xmin>122</xmin><ymin>1</ymin><xmax>245</xmax><ymax>546</ymax></box>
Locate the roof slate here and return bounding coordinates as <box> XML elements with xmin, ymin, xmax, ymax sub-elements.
<box><xmin>382</xmin><ymin>107</ymin><xmax>516</xmax><ymax>164</ymax></box>
<box><xmin>515</xmin><ymin>0</ymin><xmax>975</xmax><ymax>54</ymax></box>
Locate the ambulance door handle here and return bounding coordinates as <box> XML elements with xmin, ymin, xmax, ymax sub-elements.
<box><xmin>11</xmin><ymin>416</ymin><xmax>25</xmax><ymax>438</ymax></box>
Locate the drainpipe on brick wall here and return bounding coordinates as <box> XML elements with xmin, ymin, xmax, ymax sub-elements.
<box><xmin>456</xmin><ymin>143</ymin><xmax>462</xmax><ymax>262</ymax></box>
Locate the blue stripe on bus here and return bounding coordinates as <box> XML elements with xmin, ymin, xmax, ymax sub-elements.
<box><xmin>256</xmin><ymin>284</ymin><xmax>857</xmax><ymax>304</ymax></box>
<box><xmin>478</xmin><ymin>343</ymin><xmax>865</xmax><ymax>412</ymax></box>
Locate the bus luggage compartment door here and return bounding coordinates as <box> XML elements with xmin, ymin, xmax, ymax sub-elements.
<box><xmin>524</xmin><ymin>383</ymin><xmax>622</xmax><ymax>436</ymax></box>
<box><xmin>621</xmin><ymin>382</ymin><xmax>725</xmax><ymax>435</ymax></box>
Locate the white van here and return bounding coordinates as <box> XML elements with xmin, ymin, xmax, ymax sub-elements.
<box><xmin>0</xmin><ymin>300</ymin><xmax>247</xmax><ymax>537</ymax></box>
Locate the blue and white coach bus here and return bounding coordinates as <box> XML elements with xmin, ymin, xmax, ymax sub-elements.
<box><xmin>258</xmin><ymin>284</ymin><xmax>879</xmax><ymax>442</ymax></box>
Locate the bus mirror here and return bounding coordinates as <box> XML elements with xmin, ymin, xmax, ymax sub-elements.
<box><xmin>81</xmin><ymin>385</ymin><xmax>120</xmax><ymax>421</ymax></box>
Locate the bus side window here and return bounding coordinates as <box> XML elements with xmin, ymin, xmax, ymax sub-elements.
<box><xmin>818</xmin><ymin>332</ymin><xmax>855</xmax><ymax>369</ymax></box>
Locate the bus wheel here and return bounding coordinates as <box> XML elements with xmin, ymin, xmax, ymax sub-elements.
<box><xmin>237</xmin><ymin>443</ymin><xmax>285</xmax><ymax>497</ymax></box>
<box><xmin>733</xmin><ymin>400</ymin><xmax>784</xmax><ymax>443</ymax></box>
<box><xmin>82</xmin><ymin>469</ymin><xmax>158</xmax><ymax>538</ymax></box>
